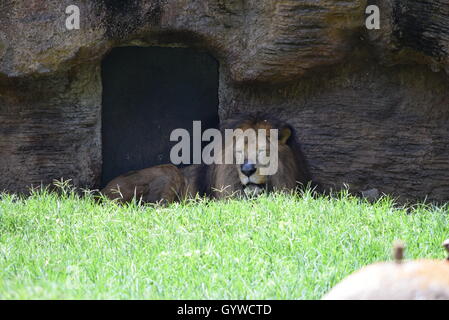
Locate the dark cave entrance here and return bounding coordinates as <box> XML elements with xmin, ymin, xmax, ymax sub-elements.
<box><xmin>101</xmin><ymin>46</ymin><xmax>219</xmax><ymax>187</ymax></box>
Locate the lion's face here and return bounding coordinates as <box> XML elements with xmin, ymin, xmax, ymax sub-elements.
<box><xmin>210</xmin><ymin>114</ymin><xmax>309</xmax><ymax>199</ymax></box>
<box><xmin>229</xmin><ymin>120</ymin><xmax>293</xmax><ymax>196</ymax></box>
<box><xmin>234</xmin><ymin>131</ymin><xmax>270</xmax><ymax>196</ymax></box>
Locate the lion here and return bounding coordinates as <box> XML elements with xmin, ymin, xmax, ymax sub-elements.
<box><xmin>183</xmin><ymin>113</ymin><xmax>314</xmax><ymax>199</ymax></box>
<box><xmin>101</xmin><ymin>113</ymin><xmax>314</xmax><ymax>204</ymax></box>
<box><xmin>100</xmin><ymin>164</ymin><xmax>186</xmax><ymax>204</ymax></box>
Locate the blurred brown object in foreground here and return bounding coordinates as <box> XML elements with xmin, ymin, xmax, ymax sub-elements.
<box><xmin>322</xmin><ymin>239</ymin><xmax>449</xmax><ymax>300</ymax></box>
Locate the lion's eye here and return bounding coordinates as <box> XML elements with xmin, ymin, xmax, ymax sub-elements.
<box><xmin>235</xmin><ymin>150</ymin><xmax>244</xmax><ymax>163</ymax></box>
<box><xmin>258</xmin><ymin>149</ymin><xmax>268</xmax><ymax>157</ymax></box>
<box><xmin>257</xmin><ymin>149</ymin><xmax>270</xmax><ymax>166</ymax></box>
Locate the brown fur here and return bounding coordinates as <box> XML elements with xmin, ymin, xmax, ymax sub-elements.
<box><xmin>181</xmin><ymin>164</ymin><xmax>205</xmax><ymax>198</ymax></box>
<box><xmin>101</xmin><ymin>113</ymin><xmax>314</xmax><ymax>203</ymax></box>
<box><xmin>100</xmin><ymin>164</ymin><xmax>186</xmax><ymax>204</ymax></box>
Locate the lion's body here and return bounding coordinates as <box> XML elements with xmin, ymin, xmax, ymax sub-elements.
<box><xmin>101</xmin><ymin>113</ymin><xmax>314</xmax><ymax>204</ymax></box>
<box><xmin>100</xmin><ymin>164</ymin><xmax>186</xmax><ymax>204</ymax></box>
<box><xmin>181</xmin><ymin>164</ymin><xmax>206</xmax><ymax>198</ymax></box>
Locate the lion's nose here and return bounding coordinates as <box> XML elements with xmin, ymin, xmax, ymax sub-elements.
<box><xmin>241</xmin><ymin>162</ymin><xmax>257</xmax><ymax>177</ymax></box>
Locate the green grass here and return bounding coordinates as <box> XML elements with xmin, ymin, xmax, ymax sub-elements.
<box><xmin>0</xmin><ymin>183</ymin><xmax>448</xmax><ymax>299</ymax></box>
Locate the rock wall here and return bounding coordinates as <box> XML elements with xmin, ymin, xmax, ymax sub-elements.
<box><xmin>0</xmin><ymin>0</ymin><xmax>448</xmax><ymax>202</ymax></box>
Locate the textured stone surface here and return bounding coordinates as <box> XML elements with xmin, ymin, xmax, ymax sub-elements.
<box><xmin>220</xmin><ymin>49</ymin><xmax>449</xmax><ymax>202</ymax></box>
<box><xmin>0</xmin><ymin>65</ymin><xmax>102</xmax><ymax>191</ymax></box>
<box><xmin>0</xmin><ymin>0</ymin><xmax>449</xmax><ymax>201</ymax></box>
<box><xmin>0</xmin><ymin>0</ymin><xmax>366</xmax><ymax>81</ymax></box>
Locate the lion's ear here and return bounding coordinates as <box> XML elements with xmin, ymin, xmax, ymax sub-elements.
<box><xmin>279</xmin><ymin>127</ymin><xmax>291</xmax><ymax>145</ymax></box>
